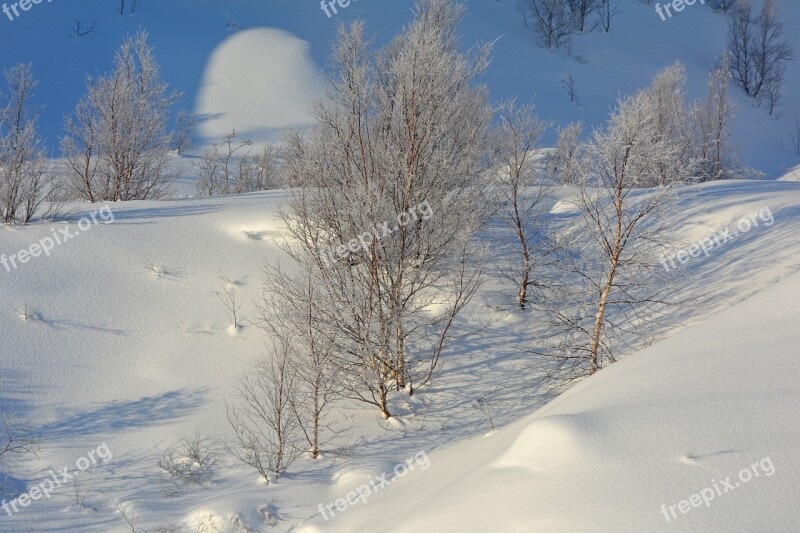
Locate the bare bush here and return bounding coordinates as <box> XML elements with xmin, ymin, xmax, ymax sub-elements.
<box><xmin>215</xmin><ymin>274</ymin><xmax>243</xmax><ymax>331</ymax></box>
<box><xmin>227</xmin><ymin>347</ymin><xmax>303</xmax><ymax>483</ymax></box>
<box><xmin>158</xmin><ymin>430</ymin><xmax>222</xmax><ymax>494</ymax></box>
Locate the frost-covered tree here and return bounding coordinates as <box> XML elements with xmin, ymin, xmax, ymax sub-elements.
<box><xmin>691</xmin><ymin>54</ymin><xmax>742</xmax><ymax>181</ymax></box>
<box><xmin>541</xmin><ymin>77</ymin><xmax>688</xmax><ymax>380</ymax></box>
<box><xmin>0</xmin><ymin>64</ymin><xmax>53</xmax><ymax>224</ymax></box>
<box><xmin>227</xmin><ymin>346</ymin><xmax>303</xmax><ymax>483</ymax></box>
<box><xmin>172</xmin><ymin>110</ymin><xmax>196</xmax><ymax>154</ymax></box>
<box><xmin>550</xmin><ymin>121</ymin><xmax>583</xmax><ymax>185</ymax></box>
<box><xmin>494</xmin><ymin>99</ymin><xmax>552</xmax><ymax>310</ymax></box>
<box><xmin>280</xmin><ymin>0</ymin><xmax>492</xmax><ymax>418</ymax></box>
<box><xmin>645</xmin><ymin>62</ymin><xmax>695</xmax><ymax>185</ymax></box>
<box><xmin>62</xmin><ymin>31</ymin><xmax>179</xmax><ymax>201</ymax></box>
<box><xmin>257</xmin><ymin>261</ymin><xmax>342</xmax><ymax>459</ymax></box>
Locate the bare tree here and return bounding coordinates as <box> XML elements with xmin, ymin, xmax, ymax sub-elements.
<box><xmin>280</xmin><ymin>0</ymin><xmax>491</xmax><ymax>417</ymax></box>
<box><xmin>561</xmin><ymin>75</ymin><xmax>580</xmax><ymax>106</ymax></box>
<box><xmin>62</xmin><ymin>31</ymin><xmax>179</xmax><ymax>201</ymax></box>
<box><xmin>727</xmin><ymin>0</ymin><xmax>756</xmax><ymax>94</ymax></box>
<box><xmin>789</xmin><ymin>115</ymin><xmax>800</xmax><ymax>156</ymax></box>
<box><xmin>0</xmin><ymin>63</ymin><xmax>54</xmax><ymax>225</ymax></box>
<box><xmin>752</xmin><ymin>0</ymin><xmax>792</xmax><ymax>115</ymax></box>
<box><xmin>494</xmin><ymin>99</ymin><xmax>552</xmax><ymax>310</ymax></box>
<box><xmin>707</xmin><ymin>0</ymin><xmax>737</xmax><ymax>12</ymax></box>
<box><xmin>566</xmin><ymin>0</ymin><xmax>598</xmax><ymax>32</ymax></box>
<box><xmin>550</xmin><ymin>121</ymin><xmax>583</xmax><ymax>185</ymax></box>
<box><xmin>540</xmin><ymin>74</ymin><xmax>687</xmax><ymax>380</ymax></box>
<box><xmin>116</xmin><ymin>0</ymin><xmax>141</xmax><ymax>15</ymax></box>
<box><xmin>519</xmin><ymin>0</ymin><xmax>572</xmax><ymax>48</ymax></box>
<box><xmin>172</xmin><ymin>110</ymin><xmax>196</xmax><ymax>154</ymax></box>
<box><xmin>691</xmin><ymin>54</ymin><xmax>741</xmax><ymax>181</ymax></box>
<box><xmin>727</xmin><ymin>0</ymin><xmax>792</xmax><ymax>115</ymax></box>
<box><xmin>258</xmin><ymin>261</ymin><xmax>342</xmax><ymax>459</ymax></box>
<box><xmin>227</xmin><ymin>347</ymin><xmax>303</xmax><ymax>483</ymax></box>
<box><xmin>597</xmin><ymin>0</ymin><xmax>620</xmax><ymax>33</ymax></box>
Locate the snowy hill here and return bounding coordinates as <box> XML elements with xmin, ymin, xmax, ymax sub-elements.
<box><xmin>0</xmin><ymin>0</ymin><xmax>798</xmax><ymax>174</ymax></box>
<box><xmin>0</xmin><ymin>179</ymin><xmax>799</xmax><ymax>531</ymax></box>
<box><xmin>1</xmin><ymin>1</ymin><xmax>800</xmax><ymax>531</ymax></box>
<box><xmin>308</xmin><ymin>260</ymin><xmax>800</xmax><ymax>532</ymax></box>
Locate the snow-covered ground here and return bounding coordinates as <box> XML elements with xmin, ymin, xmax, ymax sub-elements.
<box><xmin>1</xmin><ymin>1</ymin><xmax>799</xmax><ymax>531</ymax></box>
<box><xmin>0</xmin><ymin>179</ymin><xmax>798</xmax><ymax>531</ymax></box>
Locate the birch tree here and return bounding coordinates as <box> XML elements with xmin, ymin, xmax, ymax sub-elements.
<box><xmin>0</xmin><ymin>64</ymin><xmax>53</xmax><ymax>224</ymax></box>
<box><xmin>258</xmin><ymin>261</ymin><xmax>341</xmax><ymax>459</ymax></box>
<box><xmin>62</xmin><ymin>31</ymin><xmax>179</xmax><ymax>201</ymax></box>
<box><xmin>691</xmin><ymin>54</ymin><xmax>740</xmax><ymax>181</ymax></box>
<box><xmin>279</xmin><ymin>0</ymin><xmax>492</xmax><ymax>418</ymax></box>
<box><xmin>541</xmin><ymin>75</ymin><xmax>688</xmax><ymax>380</ymax></box>
<box><xmin>494</xmin><ymin>99</ymin><xmax>553</xmax><ymax>310</ymax></box>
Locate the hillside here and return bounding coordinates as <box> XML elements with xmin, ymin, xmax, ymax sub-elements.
<box><xmin>0</xmin><ymin>0</ymin><xmax>798</xmax><ymax>175</ymax></box>
<box><xmin>1</xmin><ymin>1</ymin><xmax>799</xmax><ymax>531</ymax></box>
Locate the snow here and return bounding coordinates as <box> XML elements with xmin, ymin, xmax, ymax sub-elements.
<box><xmin>311</xmin><ymin>250</ymin><xmax>800</xmax><ymax>531</ymax></box>
<box><xmin>195</xmin><ymin>28</ymin><xmax>325</xmax><ymax>145</ymax></box>
<box><xmin>0</xmin><ymin>0</ymin><xmax>798</xmax><ymax>173</ymax></box>
<box><xmin>0</xmin><ymin>179</ymin><xmax>797</xmax><ymax>531</ymax></box>
<box><xmin>1</xmin><ymin>0</ymin><xmax>799</xmax><ymax>531</ymax></box>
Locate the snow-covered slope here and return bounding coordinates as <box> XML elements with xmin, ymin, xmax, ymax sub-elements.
<box><xmin>0</xmin><ymin>179</ymin><xmax>799</xmax><ymax>531</ymax></box>
<box><xmin>1</xmin><ymin>1</ymin><xmax>800</xmax><ymax>531</ymax></box>
<box><xmin>0</xmin><ymin>0</ymin><xmax>798</xmax><ymax>174</ymax></box>
<box><xmin>307</xmin><ymin>246</ymin><xmax>800</xmax><ymax>532</ymax></box>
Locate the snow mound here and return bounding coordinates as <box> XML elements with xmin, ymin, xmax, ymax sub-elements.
<box><xmin>195</xmin><ymin>28</ymin><xmax>325</xmax><ymax>145</ymax></box>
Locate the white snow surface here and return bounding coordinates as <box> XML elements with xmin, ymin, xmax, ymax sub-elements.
<box><xmin>0</xmin><ymin>180</ymin><xmax>799</xmax><ymax>531</ymax></box>
<box><xmin>0</xmin><ymin>0</ymin><xmax>799</xmax><ymax>531</ymax></box>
